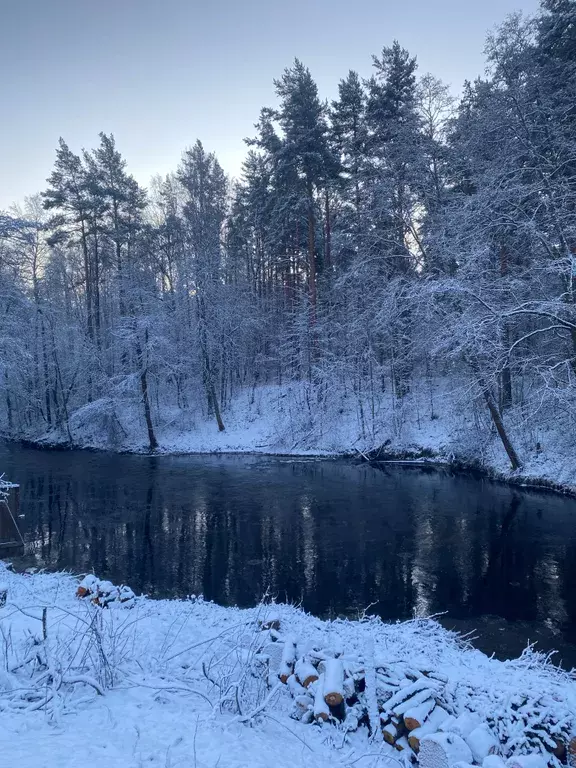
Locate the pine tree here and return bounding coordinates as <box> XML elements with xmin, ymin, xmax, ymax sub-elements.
<box><xmin>42</xmin><ymin>139</ymin><xmax>96</xmax><ymax>342</ymax></box>
<box><xmin>90</xmin><ymin>133</ymin><xmax>147</xmax><ymax>315</ymax></box>
<box><xmin>273</xmin><ymin>59</ymin><xmax>337</xmax><ymax>311</ymax></box>
<box><xmin>331</xmin><ymin>70</ymin><xmax>368</xmax><ymax>259</ymax></box>
<box><xmin>365</xmin><ymin>42</ymin><xmax>421</xmax><ymax>274</ymax></box>
<box><xmin>178</xmin><ymin>140</ymin><xmax>227</xmax><ymax>431</ymax></box>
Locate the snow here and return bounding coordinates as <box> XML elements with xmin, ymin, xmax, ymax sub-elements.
<box><xmin>26</xmin><ymin>378</ymin><xmax>576</xmax><ymax>495</ymax></box>
<box><xmin>1</xmin><ymin>563</ymin><xmax>575</xmax><ymax>768</ymax></box>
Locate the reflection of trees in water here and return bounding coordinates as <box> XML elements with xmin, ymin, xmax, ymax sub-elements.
<box><xmin>560</xmin><ymin>544</ymin><xmax>576</xmax><ymax>644</ymax></box>
<box><xmin>7</xmin><ymin>449</ymin><xmax>576</xmax><ymax>643</ymax></box>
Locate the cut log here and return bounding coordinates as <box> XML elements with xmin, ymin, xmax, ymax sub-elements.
<box><xmin>404</xmin><ymin>698</ymin><xmax>436</xmax><ymax>730</ymax></box>
<box><xmin>394</xmin><ymin>687</ymin><xmax>439</xmax><ymax>717</ymax></box>
<box><xmin>386</xmin><ymin>679</ymin><xmax>440</xmax><ymax>715</ymax></box>
<box><xmin>451</xmin><ymin>712</ymin><xmax>483</xmax><ymax>738</ymax></box>
<box><xmin>407</xmin><ymin>707</ymin><xmax>451</xmax><ymax>752</ymax></box>
<box><xmin>439</xmin><ymin>715</ymin><xmax>457</xmax><ymax>732</ymax></box>
<box><xmin>258</xmin><ymin>615</ymin><xmax>281</xmax><ymax>631</ymax></box>
<box><xmin>465</xmin><ymin>724</ymin><xmax>498</xmax><ymax>763</ymax></box>
<box><xmin>383</xmin><ymin>721</ymin><xmax>399</xmax><ymax>745</ymax></box>
<box><xmin>313</xmin><ymin>676</ymin><xmax>329</xmax><ymax>722</ymax></box>
<box><xmin>419</xmin><ymin>732</ymin><xmax>474</xmax><ymax>768</ymax></box>
<box><xmin>323</xmin><ymin>658</ymin><xmax>344</xmax><ymax>707</ymax></box>
<box><xmin>551</xmin><ymin>738</ymin><xmax>566</xmax><ymax>761</ymax></box>
<box><xmin>569</xmin><ymin>737</ymin><xmax>576</xmax><ymax>768</ymax></box>
<box><xmin>291</xmin><ymin>694</ymin><xmax>312</xmax><ymax>720</ymax></box>
<box><xmin>483</xmin><ymin>756</ymin><xmax>507</xmax><ymax>768</ymax></box>
<box><xmin>505</xmin><ymin>756</ymin><xmax>548</xmax><ymax>768</ymax></box>
<box><xmin>295</xmin><ymin>659</ymin><xmax>318</xmax><ymax>688</ymax></box>
<box><xmin>343</xmin><ymin>675</ymin><xmax>355</xmax><ymax>699</ymax></box>
<box><xmin>345</xmin><ymin>703</ymin><xmax>364</xmax><ymax>732</ymax></box>
<box><xmin>287</xmin><ymin>674</ymin><xmax>307</xmax><ymax>699</ymax></box>
<box><xmin>395</xmin><ymin>736</ymin><xmax>410</xmax><ymax>752</ymax></box>
<box><xmin>279</xmin><ymin>636</ymin><xmax>297</xmax><ymax>684</ymax></box>
<box><xmin>77</xmin><ymin>574</ymin><xmax>98</xmax><ymax>598</ymax></box>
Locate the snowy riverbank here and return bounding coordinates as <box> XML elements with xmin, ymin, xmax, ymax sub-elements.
<box><xmin>12</xmin><ymin>381</ymin><xmax>576</xmax><ymax>496</ymax></box>
<box><xmin>0</xmin><ymin>563</ymin><xmax>575</xmax><ymax>768</ymax></box>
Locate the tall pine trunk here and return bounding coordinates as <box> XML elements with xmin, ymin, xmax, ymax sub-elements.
<box><xmin>307</xmin><ymin>179</ymin><xmax>317</xmax><ymax>318</ymax></box>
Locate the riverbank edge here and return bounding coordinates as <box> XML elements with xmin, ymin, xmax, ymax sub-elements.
<box><xmin>4</xmin><ymin>431</ymin><xmax>576</xmax><ymax>500</ymax></box>
<box><xmin>1</xmin><ymin>562</ymin><xmax>575</xmax><ymax>768</ymax></box>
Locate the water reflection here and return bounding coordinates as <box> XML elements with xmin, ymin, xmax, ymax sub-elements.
<box><xmin>2</xmin><ymin>443</ymin><xmax>576</xmax><ymax>656</ymax></box>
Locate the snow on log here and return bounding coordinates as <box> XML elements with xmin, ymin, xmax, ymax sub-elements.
<box><xmin>322</xmin><ymin>658</ymin><xmax>344</xmax><ymax>707</ymax></box>
<box><xmin>465</xmin><ymin>724</ymin><xmax>498</xmax><ymax>763</ymax></box>
<box><xmin>394</xmin><ymin>686</ymin><xmax>439</xmax><ymax>716</ymax></box>
<box><xmin>76</xmin><ymin>574</ymin><xmax>98</xmax><ymax>598</ymax></box>
<box><xmin>404</xmin><ymin>697</ymin><xmax>437</xmax><ymax>730</ymax></box>
<box><xmin>258</xmin><ymin>615</ymin><xmax>281</xmax><ymax>631</ymax></box>
<box><xmin>505</xmin><ymin>756</ymin><xmax>548</xmax><ymax>768</ymax></box>
<box><xmin>408</xmin><ymin>706</ymin><xmax>451</xmax><ymax>752</ymax></box>
<box><xmin>483</xmin><ymin>756</ymin><xmax>507</xmax><ymax>768</ymax></box>
<box><xmin>450</xmin><ymin>712</ymin><xmax>483</xmax><ymax>738</ymax></box>
<box><xmin>343</xmin><ymin>675</ymin><xmax>355</xmax><ymax>699</ymax></box>
<box><xmin>294</xmin><ymin>658</ymin><xmax>318</xmax><ymax>688</ymax></box>
<box><xmin>439</xmin><ymin>716</ymin><xmax>457</xmax><ymax>732</ymax></box>
<box><xmin>419</xmin><ymin>732</ymin><xmax>474</xmax><ymax>768</ymax></box>
<box><xmin>364</xmin><ymin>635</ymin><xmax>381</xmax><ymax>742</ymax></box>
<box><xmin>385</xmin><ymin>678</ymin><xmax>440</xmax><ymax>713</ymax></box>
<box><xmin>551</xmin><ymin>738</ymin><xmax>566</xmax><ymax>760</ymax></box>
<box><xmin>569</xmin><ymin>737</ymin><xmax>576</xmax><ymax>768</ymax></box>
<box><xmin>287</xmin><ymin>674</ymin><xmax>307</xmax><ymax>699</ymax></box>
<box><xmin>313</xmin><ymin>676</ymin><xmax>329</xmax><ymax>722</ymax></box>
<box><xmin>291</xmin><ymin>694</ymin><xmax>312</xmax><ymax>720</ymax></box>
<box><xmin>382</xmin><ymin>720</ymin><xmax>400</xmax><ymax>745</ymax></box>
<box><xmin>395</xmin><ymin>736</ymin><xmax>410</xmax><ymax>751</ymax></box>
<box><xmin>279</xmin><ymin>636</ymin><xmax>297</xmax><ymax>684</ymax></box>
<box><xmin>345</xmin><ymin>703</ymin><xmax>364</xmax><ymax>732</ymax></box>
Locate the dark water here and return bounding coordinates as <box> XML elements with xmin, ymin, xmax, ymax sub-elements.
<box><xmin>2</xmin><ymin>442</ymin><xmax>576</xmax><ymax>665</ymax></box>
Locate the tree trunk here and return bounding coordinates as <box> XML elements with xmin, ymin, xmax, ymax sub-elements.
<box><xmin>499</xmin><ymin>247</ymin><xmax>512</xmax><ymax>410</ymax></box>
<box><xmin>478</xmin><ymin>374</ymin><xmax>522</xmax><ymax>470</ymax></box>
<box><xmin>93</xmin><ymin>229</ymin><xmax>101</xmax><ymax>348</ymax></box>
<box><xmin>324</xmin><ymin>188</ymin><xmax>331</xmax><ymax>272</ymax></box>
<box><xmin>135</xmin><ymin>330</ymin><xmax>158</xmax><ymax>451</ymax></box>
<box><xmin>41</xmin><ymin>317</ymin><xmax>52</xmax><ymax>427</ymax></box>
<box><xmin>80</xmin><ymin>221</ymin><xmax>94</xmax><ymax>342</ymax></box>
<box><xmin>197</xmin><ymin>295</ymin><xmax>225</xmax><ymax>432</ymax></box>
<box><xmin>307</xmin><ymin>179</ymin><xmax>317</xmax><ymax>319</ymax></box>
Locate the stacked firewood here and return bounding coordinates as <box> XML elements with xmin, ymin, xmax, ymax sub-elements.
<box><xmin>76</xmin><ymin>574</ymin><xmax>135</xmax><ymax>607</ymax></box>
<box><xmin>256</xmin><ymin>621</ymin><xmax>575</xmax><ymax>768</ymax></box>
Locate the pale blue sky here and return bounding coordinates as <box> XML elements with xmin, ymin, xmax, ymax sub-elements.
<box><xmin>0</xmin><ymin>0</ymin><xmax>539</xmax><ymax>209</ymax></box>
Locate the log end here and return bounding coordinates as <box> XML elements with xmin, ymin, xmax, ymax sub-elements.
<box><xmin>324</xmin><ymin>692</ymin><xmax>343</xmax><ymax>708</ymax></box>
<box><xmin>568</xmin><ymin>737</ymin><xmax>576</xmax><ymax>767</ymax></box>
<box><xmin>405</xmin><ymin>716</ymin><xmax>423</xmax><ymax>731</ymax></box>
<box><xmin>302</xmin><ymin>674</ymin><xmax>318</xmax><ymax>688</ymax></box>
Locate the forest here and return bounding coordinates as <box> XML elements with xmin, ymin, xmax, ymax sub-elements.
<box><xmin>1</xmin><ymin>0</ymin><xmax>575</xmax><ymax>474</ymax></box>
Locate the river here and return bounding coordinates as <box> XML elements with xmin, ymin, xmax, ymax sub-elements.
<box><xmin>1</xmin><ymin>441</ymin><xmax>576</xmax><ymax>666</ymax></box>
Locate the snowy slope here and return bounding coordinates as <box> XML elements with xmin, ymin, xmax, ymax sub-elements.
<box><xmin>29</xmin><ymin>380</ymin><xmax>576</xmax><ymax>493</ymax></box>
<box><xmin>0</xmin><ymin>564</ymin><xmax>574</xmax><ymax>768</ymax></box>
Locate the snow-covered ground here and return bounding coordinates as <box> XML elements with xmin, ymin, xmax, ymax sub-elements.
<box><xmin>0</xmin><ymin>563</ymin><xmax>574</xmax><ymax>768</ymax></box>
<box><xmin>29</xmin><ymin>380</ymin><xmax>576</xmax><ymax>493</ymax></box>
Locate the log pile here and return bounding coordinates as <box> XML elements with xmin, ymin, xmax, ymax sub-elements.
<box><xmin>256</xmin><ymin>620</ymin><xmax>574</xmax><ymax>768</ymax></box>
<box><xmin>76</xmin><ymin>574</ymin><xmax>135</xmax><ymax>608</ymax></box>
